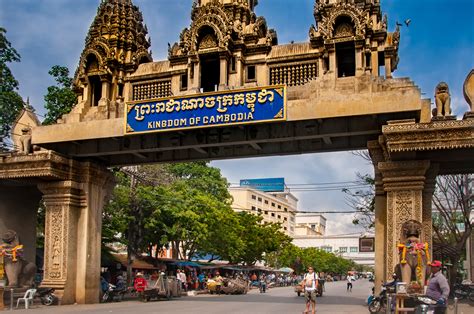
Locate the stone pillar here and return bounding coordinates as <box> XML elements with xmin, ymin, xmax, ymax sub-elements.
<box><xmin>355</xmin><ymin>47</ymin><xmax>363</xmax><ymax>76</ymax></box>
<box><xmin>219</xmin><ymin>57</ymin><xmax>228</xmax><ymax>90</ymax></box>
<box><xmin>384</xmin><ymin>56</ymin><xmax>392</xmax><ymax>79</ymax></box>
<box><xmin>378</xmin><ymin>160</ymin><xmax>430</xmax><ymax>278</ymax></box>
<box><xmin>368</xmin><ymin>140</ymin><xmax>387</xmax><ymax>293</ymax></box>
<box><xmin>371</xmin><ymin>49</ymin><xmax>379</xmax><ymax>77</ymax></box>
<box><xmin>99</xmin><ymin>80</ymin><xmax>110</xmax><ymax>106</ymax></box>
<box><xmin>422</xmin><ymin>165</ymin><xmax>439</xmax><ymax>257</ymax></box>
<box><xmin>38</xmin><ymin>163</ymin><xmax>114</xmax><ymax>305</ymax></box>
<box><xmin>329</xmin><ymin>50</ymin><xmax>336</xmax><ymax>76</ymax></box>
<box><xmin>38</xmin><ymin>181</ymin><xmax>83</xmax><ymax>305</ymax></box>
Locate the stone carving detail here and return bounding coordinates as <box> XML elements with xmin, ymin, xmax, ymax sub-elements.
<box><xmin>463</xmin><ymin>69</ymin><xmax>474</xmax><ymax>117</ymax></box>
<box><xmin>0</xmin><ymin>230</ymin><xmax>36</xmax><ymax>287</ymax></box>
<box><xmin>74</xmin><ymin>0</ymin><xmax>152</xmax><ymax>89</ymax></box>
<box><xmin>132</xmin><ymin>80</ymin><xmax>172</xmax><ymax>101</ymax></box>
<box><xmin>19</xmin><ymin>127</ymin><xmax>32</xmax><ymax>154</ymax></box>
<box><xmin>270</xmin><ymin>62</ymin><xmax>318</xmax><ymax>87</ymax></box>
<box><xmin>434</xmin><ymin>82</ymin><xmax>451</xmax><ymax>118</ymax></box>
<box><xmin>169</xmin><ymin>1</ymin><xmax>276</xmax><ymax>58</ymax></box>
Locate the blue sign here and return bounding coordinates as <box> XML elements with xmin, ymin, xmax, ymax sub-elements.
<box><xmin>240</xmin><ymin>178</ymin><xmax>285</xmax><ymax>192</ymax></box>
<box><xmin>125</xmin><ymin>85</ymin><xmax>286</xmax><ymax>134</ymax></box>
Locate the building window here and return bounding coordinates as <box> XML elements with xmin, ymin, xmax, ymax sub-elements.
<box><xmin>321</xmin><ymin>246</ymin><xmax>332</xmax><ymax>253</ymax></box>
<box><xmin>180</xmin><ymin>73</ymin><xmax>188</xmax><ymax>90</ymax></box>
<box><xmin>350</xmin><ymin>247</ymin><xmax>358</xmax><ymax>253</ymax></box>
<box><xmin>284</xmin><ymin>227</ymin><xmax>287</xmax><ymax>231</ymax></box>
<box><xmin>339</xmin><ymin>247</ymin><xmax>348</xmax><ymax>253</ymax></box>
<box><xmin>264</xmin><ymin>200</ymin><xmax>269</xmax><ymax>204</ymax></box>
<box><xmin>277</xmin><ymin>215</ymin><xmax>281</xmax><ymax>219</ymax></box>
<box><xmin>284</xmin><ymin>217</ymin><xmax>287</xmax><ymax>221</ymax></box>
<box><xmin>258</xmin><ymin>208</ymin><xmax>262</xmax><ymax>213</ymax></box>
<box><xmin>284</xmin><ymin>207</ymin><xmax>288</xmax><ymax>212</ymax></box>
<box><xmin>258</xmin><ymin>197</ymin><xmax>262</xmax><ymax>202</ymax></box>
<box><xmin>230</xmin><ymin>55</ymin><xmax>237</xmax><ymax>73</ymax></box>
<box><xmin>251</xmin><ymin>206</ymin><xmax>256</xmax><ymax>211</ymax></box>
<box><xmin>277</xmin><ymin>205</ymin><xmax>281</xmax><ymax>209</ymax></box>
<box><xmin>247</xmin><ymin>65</ymin><xmax>256</xmax><ymax>81</ymax></box>
<box><xmin>251</xmin><ymin>195</ymin><xmax>256</xmax><ymax>200</ymax></box>
<box><xmin>264</xmin><ymin>211</ymin><xmax>268</xmax><ymax>215</ymax></box>
<box><xmin>311</xmin><ymin>224</ymin><xmax>316</xmax><ymax>230</ymax></box>
<box><xmin>271</xmin><ymin>213</ymin><xmax>275</xmax><ymax>217</ymax></box>
<box><xmin>271</xmin><ymin>202</ymin><xmax>275</xmax><ymax>207</ymax></box>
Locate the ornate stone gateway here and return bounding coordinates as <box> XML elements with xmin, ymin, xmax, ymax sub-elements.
<box><xmin>0</xmin><ymin>0</ymin><xmax>473</xmax><ymax>304</ymax></box>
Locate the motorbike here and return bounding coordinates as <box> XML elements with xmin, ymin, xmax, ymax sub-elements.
<box><xmin>101</xmin><ymin>283</ymin><xmax>127</xmax><ymax>302</ymax></box>
<box><xmin>368</xmin><ymin>285</ymin><xmax>388</xmax><ymax>313</ymax></box>
<box><xmin>453</xmin><ymin>281</ymin><xmax>474</xmax><ymax>302</ymax></box>
<box><xmin>35</xmin><ymin>287</ymin><xmax>57</xmax><ymax>306</ymax></box>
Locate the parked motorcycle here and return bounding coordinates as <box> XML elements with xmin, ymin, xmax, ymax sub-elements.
<box><xmin>368</xmin><ymin>285</ymin><xmax>388</xmax><ymax>313</ymax></box>
<box><xmin>35</xmin><ymin>287</ymin><xmax>57</xmax><ymax>306</ymax></box>
<box><xmin>453</xmin><ymin>281</ymin><xmax>474</xmax><ymax>302</ymax></box>
<box><xmin>102</xmin><ymin>283</ymin><xmax>127</xmax><ymax>302</ymax></box>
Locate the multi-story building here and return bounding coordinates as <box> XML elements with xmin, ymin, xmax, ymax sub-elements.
<box><xmin>292</xmin><ymin>233</ymin><xmax>375</xmax><ymax>266</ymax></box>
<box><xmin>294</xmin><ymin>213</ymin><xmax>326</xmax><ymax>236</ymax></box>
<box><xmin>229</xmin><ymin>178</ymin><xmax>298</xmax><ymax>237</ymax></box>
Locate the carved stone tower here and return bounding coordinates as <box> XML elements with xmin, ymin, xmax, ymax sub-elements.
<box><xmin>68</xmin><ymin>0</ymin><xmax>152</xmax><ymax>122</ymax></box>
<box><xmin>169</xmin><ymin>0</ymin><xmax>276</xmax><ymax>92</ymax></box>
<box><xmin>310</xmin><ymin>0</ymin><xmax>399</xmax><ymax>78</ymax></box>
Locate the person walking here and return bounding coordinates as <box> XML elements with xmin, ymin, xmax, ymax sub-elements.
<box><xmin>425</xmin><ymin>260</ymin><xmax>450</xmax><ymax>314</ymax></box>
<box><xmin>346</xmin><ymin>273</ymin><xmax>353</xmax><ymax>292</ymax></box>
<box><xmin>301</xmin><ymin>266</ymin><xmax>319</xmax><ymax>314</ymax></box>
<box><xmin>133</xmin><ymin>272</ymin><xmax>147</xmax><ymax>300</ymax></box>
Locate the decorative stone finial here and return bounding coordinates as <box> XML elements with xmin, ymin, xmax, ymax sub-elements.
<box><xmin>433</xmin><ymin>82</ymin><xmax>452</xmax><ymax>119</ymax></box>
<box><xmin>463</xmin><ymin>69</ymin><xmax>474</xmax><ymax>119</ymax></box>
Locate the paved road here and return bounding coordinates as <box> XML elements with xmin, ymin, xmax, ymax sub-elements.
<box><xmin>10</xmin><ymin>279</ymin><xmax>472</xmax><ymax>313</ymax></box>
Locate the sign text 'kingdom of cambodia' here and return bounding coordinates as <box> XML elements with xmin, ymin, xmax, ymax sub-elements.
<box><xmin>125</xmin><ymin>85</ymin><xmax>286</xmax><ymax>134</ymax></box>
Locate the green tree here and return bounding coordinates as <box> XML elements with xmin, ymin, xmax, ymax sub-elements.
<box><xmin>42</xmin><ymin>65</ymin><xmax>77</xmax><ymax>125</ymax></box>
<box><xmin>0</xmin><ymin>27</ymin><xmax>24</xmax><ymax>141</ymax></box>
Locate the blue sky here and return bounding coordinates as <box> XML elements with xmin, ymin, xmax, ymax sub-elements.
<box><xmin>1</xmin><ymin>0</ymin><xmax>473</xmax><ymax>234</ymax></box>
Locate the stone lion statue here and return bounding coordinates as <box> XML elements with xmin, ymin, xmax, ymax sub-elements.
<box><xmin>434</xmin><ymin>82</ymin><xmax>451</xmax><ymax>117</ymax></box>
<box><xmin>396</xmin><ymin>220</ymin><xmax>430</xmax><ymax>289</ymax></box>
<box><xmin>1</xmin><ymin>230</ymin><xmax>36</xmax><ymax>288</ymax></box>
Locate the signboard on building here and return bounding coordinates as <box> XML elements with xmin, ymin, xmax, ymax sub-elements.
<box><xmin>240</xmin><ymin>177</ymin><xmax>285</xmax><ymax>192</ymax></box>
<box><xmin>125</xmin><ymin>85</ymin><xmax>286</xmax><ymax>134</ymax></box>
<box><xmin>359</xmin><ymin>237</ymin><xmax>375</xmax><ymax>252</ymax></box>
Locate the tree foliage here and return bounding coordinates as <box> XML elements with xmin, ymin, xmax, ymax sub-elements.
<box><xmin>0</xmin><ymin>27</ymin><xmax>24</xmax><ymax>140</ymax></box>
<box><xmin>343</xmin><ymin>173</ymin><xmax>375</xmax><ymax>231</ymax></box>
<box><xmin>42</xmin><ymin>65</ymin><xmax>76</xmax><ymax>125</ymax></box>
<box><xmin>103</xmin><ymin>162</ymin><xmax>290</xmax><ymax>269</ymax></box>
<box><xmin>432</xmin><ymin>174</ymin><xmax>473</xmax><ymax>283</ymax></box>
<box><xmin>265</xmin><ymin>243</ymin><xmax>355</xmax><ymax>275</ymax></box>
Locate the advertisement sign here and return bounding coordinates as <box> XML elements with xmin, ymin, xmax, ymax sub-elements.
<box><xmin>125</xmin><ymin>85</ymin><xmax>286</xmax><ymax>134</ymax></box>
<box><xmin>240</xmin><ymin>178</ymin><xmax>285</xmax><ymax>192</ymax></box>
<box><xmin>359</xmin><ymin>237</ymin><xmax>375</xmax><ymax>252</ymax></box>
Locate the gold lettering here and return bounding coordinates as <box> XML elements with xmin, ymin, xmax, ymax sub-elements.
<box><xmin>246</xmin><ymin>93</ymin><xmax>257</xmax><ymax>113</ymax></box>
<box><xmin>234</xmin><ymin>93</ymin><xmax>245</xmax><ymax>105</ymax></box>
<box><xmin>134</xmin><ymin>105</ymin><xmax>145</xmax><ymax>121</ymax></box>
<box><xmin>180</xmin><ymin>118</ymin><xmax>187</xmax><ymax>126</ymax></box>
<box><xmin>156</xmin><ymin>102</ymin><xmax>166</xmax><ymax>113</ymax></box>
<box><xmin>205</xmin><ymin>97</ymin><xmax>216</xmax><ymax>108</ymax></box>
<box><xmin>258</xmin><ymin>89</ymin><xmax>274</xmax><ymax>103</ymax></box>
<box><xmin>148</xmin><ymin>122</ymin><xmax>152</xmax><ymax>129</ymax></box>
<box><xmin>166</xmin><ymin>99</ymin><xmax>180</xmax><ymax>113</ymax></box>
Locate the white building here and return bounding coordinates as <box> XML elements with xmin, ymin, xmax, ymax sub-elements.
<box><xmin>292</xmin><ymin>233</ymin><xmax>375</xmax><ymax>266</ymax></box>
<box><xmin>229</xmin><ymin>186</ymin><xmax>298</xmax><ymax>237</ymax></box>
<box><xmin>294</xmin><ymin>213</ymin><xmax>326</xmax><ymax>236</ymax></box>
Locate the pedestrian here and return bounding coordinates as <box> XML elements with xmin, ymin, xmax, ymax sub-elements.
<box><xmin>177</xmin><ymin>269</ymin><xmax>187</xmax><ymax>291</ymax></box>
<box><xmin>425</xmin><ymin>260</ymin><xmax>450</xmax><ymax>314</ymax></box>
<box><xmin>133</xmin><ymin>272</ymin><xmax>147</xmax><ymax>300</ymax></box>
<box><xmin>346</xmin><ymin>273</ymin><xmax>353</xmax><ymax>292</ymax></box>
<box><xmin>301</xmin><ymin>266</ymin><xmax>318</xmax><ymax>314</ymax></box>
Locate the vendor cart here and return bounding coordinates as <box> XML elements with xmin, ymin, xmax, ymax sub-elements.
<box><xmin>142</xmin><ymin>274</ymin><xmax>172</xmax><ymax>302</ymax></box>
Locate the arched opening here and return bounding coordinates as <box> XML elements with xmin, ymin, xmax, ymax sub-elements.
<box><xmin>85</xmin><ymin>54</ymin><xmax>102</xmax><ymax>107</ymax></box>
<box><xmin>197</xmin><ymin>26</ymin><xmax>220</xmax><ymax>92</ymax></box>
<box><xmin>334</xmin><ymin>16</ymin><xmax>356</xmax><ymax>78</ymax></box>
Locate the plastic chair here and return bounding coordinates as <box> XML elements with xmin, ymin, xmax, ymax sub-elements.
<box><xmin>16</xmin><ymin>288</ymin><xmax>36</xmax><ymax>309</ymax></box>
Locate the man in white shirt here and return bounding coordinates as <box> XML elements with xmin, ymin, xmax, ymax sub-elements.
<box><xmin>301</xmin><ymin>266</ymin><xmax>319</xmax><ymax>314</ymax></box>
<box><xmin>347</xmin><ymin>273</ymin><xmax>353</xmax><ymax>292</ymax></box>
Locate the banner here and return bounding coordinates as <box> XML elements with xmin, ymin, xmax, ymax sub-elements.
<box><xmin>240</xmin><ymin>178</ymin><xmax>285</xmax><ymax>192</ymax></box>
<box><xmin>125</xmin><ymin>85</ymin><xmax>286</xmax><ymax>134</ymax></box>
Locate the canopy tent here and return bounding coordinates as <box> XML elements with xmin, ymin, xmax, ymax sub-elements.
<box><xmin>276</xmin><ymin>267</ymin><xmax>294</xmax><ymax>273</ymax></box>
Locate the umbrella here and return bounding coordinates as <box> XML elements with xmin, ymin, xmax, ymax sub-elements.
<box><xmin>173</xmin><ymin>261</ymin><xmax>201</xmax><ymax>267</ymax></box>
<box><xmin>277</xmin><ymin>267</ymin><xmax>294</xmax><ymax>273</ymax></box>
